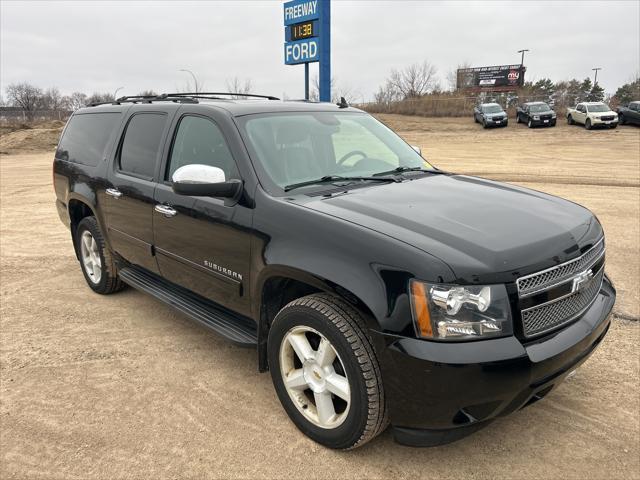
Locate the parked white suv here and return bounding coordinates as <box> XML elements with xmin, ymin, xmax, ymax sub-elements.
<box><xmin>567</xmin><ymin>102</ymin><xmax>618</xmax><ymax>129</ymax></box>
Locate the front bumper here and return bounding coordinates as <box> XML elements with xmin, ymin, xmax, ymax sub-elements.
<box><xmin>591</xmin><ymin>118</ymin><xmax>618</xmax><ymax>127</ymax></box>
<box><xmin>373</xmin><ymin>276</ymin><xmax>615</xmax><ymax>446</ymax></box>
<box><xmin>485</xmin><ymin>118</ymin><xmax>508</xmax><ymax>127</ymax></box>
<box><xmin>530</xmin><ymin>118</ymin><xmax>557</xmax><ymax>126</ymax></box>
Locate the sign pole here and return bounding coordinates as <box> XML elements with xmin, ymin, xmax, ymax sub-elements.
<box><xmin>305</xmin><ymin>63</ymin><xmax>309</xmax><ymax>100</ymax></box>
<box><xmin>318</xmin><ymin>0</ymin><xmax>330</xmax><ymax>102</ymax></box>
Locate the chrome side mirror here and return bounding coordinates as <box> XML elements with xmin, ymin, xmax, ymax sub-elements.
<box><xmin>411</xmin><ymin>145</ymin><xmax>422</xmax><ymax>156</ymax></box>
<box><xmin>172</xmin><ymin>164</ymin><xmax>241</xmax><ymax>199</ymax></box>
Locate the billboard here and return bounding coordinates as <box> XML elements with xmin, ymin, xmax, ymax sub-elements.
<box><xmin>457</xmin><ymin>64</ymin><xmax>525</xmax><ymax>90</ymax></box>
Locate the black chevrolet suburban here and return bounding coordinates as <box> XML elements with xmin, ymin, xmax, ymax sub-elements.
<box><xmin>53</xmin><ymin>93</ymin><xmax>615</xmax><ymax>449</ymax></box>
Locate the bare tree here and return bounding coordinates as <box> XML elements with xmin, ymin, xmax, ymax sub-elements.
<box><xmin>6</xmin><ymin>82</ymin><xmax>44</xmax><ymax>120</ymax></box>
<box><xmin>42</xmin><ymin>87</ymin><xmax>66</xmax><ymax>111</ymax></box>
<box><xmin>86</xmin><ymin>92</ymin><xmax>115</xmax><ymax>105</ymax></box>
<box><xmin>67</xmin><ymin>92</ymin><xmax>88</xmax><ymax>111</ymax></box>
<box><xmin>225</xmin><ymin>77</ymin><xmax>253</xmax><ymax>98</ymax></box>
<box><xmin>138</xmin><ymin>90</ymin><xmax>158</xmax><ymax>97</ymax></box>
<box><xmin>388</xmin><ymin>61</ymin><xmax>438</xmax><ymax>99</ymax></box>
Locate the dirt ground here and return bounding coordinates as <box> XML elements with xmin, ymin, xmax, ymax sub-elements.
<box><xmin>1</xmin><ymin>117</ymin><xmax>639</xmax><ymax>479</ymax></box>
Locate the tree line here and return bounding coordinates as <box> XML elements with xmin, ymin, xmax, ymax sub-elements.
<box><xmin>1</xmin><ymin>77</ymin><xmax>256</xmax><ymax>121</ymax></box>
<box><xmin>372</xmin><ymin>61</ymin><xmax>639</xmax><ymax>111</ymax></box>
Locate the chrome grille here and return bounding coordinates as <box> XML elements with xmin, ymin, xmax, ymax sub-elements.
<box><xmin>517</xmin><ymin>239</ymin><xmax>605</xmax><ymax>297</ymax></box>
<box><xmin>521</xmin><ymin>267</ymin><xmax>604</xmax><ymax>337</ymax></box>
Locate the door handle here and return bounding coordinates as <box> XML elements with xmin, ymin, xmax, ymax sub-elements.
<box><xmin>155</xmin><ymin>204</ymin><xmax>177</xmax><ymax>218</ymax></box>
<box><xmin>106</xmin><ymin>188</ymin><xmax>122</xmax><ymax>199</ymax></box>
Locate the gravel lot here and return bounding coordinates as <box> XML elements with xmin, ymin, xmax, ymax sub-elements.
<box><xmin>1</xmin><ymin>118</ymin><xmax>639</xmax><ymax>479</ymax></box>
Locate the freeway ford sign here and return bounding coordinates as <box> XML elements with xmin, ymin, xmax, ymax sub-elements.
<box><xmin>284</xmin><ymin>0</ymin><xmax>320</xmax><ymax>65</ymax></box>
<box><xmin>283</xmin><ymin>0</ymin><xmax>330</xmax><ymax>101</ymax></box>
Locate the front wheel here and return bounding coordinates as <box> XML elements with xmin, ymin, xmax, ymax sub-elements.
<box><xmin>268</xmin><ymin>294</ymin><xmax>387</xmax><ymax>449</ymax></box>
<box><xmin>567</xmin><ymin>115</ymin><xmax>574</xmax><ymax>125</ymax></box>
<box><xmin>527</xmin><ymin>119</ymin><xmax>533</xmax><ymax>128</ymax></box>
<box><xmin>76</xmin><ymin>216</ymin><xmax>125</xmax><ymax>294</ymax></box>
<box><xmin>585</xmin><ymin>118</ymin><xmax>592</xmax><ymax>130</ymax></box>
<box><xmin>516</xmin><ymin>114</ymin><xmax>521</xmax><ymax>124</ymax></box>
<box><xmin>619</xmin><ymin>114</ymin><xmax>626</xmax><ymax>125</ymax></box>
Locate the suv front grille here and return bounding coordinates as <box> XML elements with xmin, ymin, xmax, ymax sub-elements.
<box><xmin>517</xmin><ymin>238</ymin><xmax>604</xmax><ymax>297</ymax></box>
<box><xmin>516</xmin><ymin>239</ymin><xmax>605</xmax><ymax>338</ymax></box>
<box><xmin>601</xmin><ymin>115</ymin><xmax>615</xmax><ymax>121</ymax></box>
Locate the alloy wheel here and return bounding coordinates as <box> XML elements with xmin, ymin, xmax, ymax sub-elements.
<box><xmin>279</xmin><ymin>326</ymin><xmax>351</xmax><ymax>429</ymax></box>
<box><xmin>80</xmin><ymin>230</ymin><xmax>102</xmax><ymax>284</ymax></box>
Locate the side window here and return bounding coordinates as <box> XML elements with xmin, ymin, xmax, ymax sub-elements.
<box><xmin>166</xmin><ymin>116</ymin><xmax>238</xmax><ymax>181</ymax></box>
<box><xmin>56</xmin><ymin>113</ymin><xmax>121</xmax><ymax>166</ymax></box>
<box><xmin>118</xmin><ymin>113</ymin><xmax>167</xmax><ymax>179</ymax></box>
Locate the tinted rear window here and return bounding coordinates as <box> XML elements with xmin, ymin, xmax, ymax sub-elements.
<box><xmin>56</xmin><ymin>113</ymin><xmax>121</xmax><ymax>166</ymax></box>
<box><xmin>118</xmin><ymin>113</ymin><xmax>167</xmax><ymax>179</ymax></box>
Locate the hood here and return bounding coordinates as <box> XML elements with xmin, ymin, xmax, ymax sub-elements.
<box><xmin>298</xmin><ymin>175</ymin><xmax>602</xmax><ymax>283</ymax></box>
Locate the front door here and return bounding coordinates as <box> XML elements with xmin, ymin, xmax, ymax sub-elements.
<box><xmin>153</xmin><ymin>109</ymin><xmax>253</xmax><ymax>316</ymax></box>
<box><xmin>103</xmin><ymin>108</ymin><xmax>178</xmax><ymax>273</ymax></box>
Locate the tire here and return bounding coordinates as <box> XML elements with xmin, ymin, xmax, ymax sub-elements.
<box><xmin>76</xmin><ymin>216</ymin><xmax>125</xmax><ymax>294</ymax></box>
<box><xmin>268</xmin><ymin>293</ymin><xmax>388</xmax><ymax>450</ymax></box>
<box><xmin>527</xmin><ymin>119</ymin><xmax>533</xmax><ymax>128</ymax></box>
<box><xmin>567</xmin><ymin>115</ymin><xmax>574</xmax><ymax>125</ymax></box>
<box><xmin>482</xmin><ymin>119</ymin><xmax>488</xmax><ymax>129</ymax></box>
<box><xmin>516</xmin><ymin>114</ymin><xmax>521</xmax><ymax>124</ymax></box>
<box><xmin>619</xmin><ymin>114</ymin><xmax>625</xmax><ymax>125</ymax></box>
<box><xmin>610</xmin><ymin>124</ymin><xmax>617</xmax><ymax>129</ymax></box>
<box><xmin>585</xmin><ymin>118</ymin><xmax>592</xmax><ymax>130</ymax></box>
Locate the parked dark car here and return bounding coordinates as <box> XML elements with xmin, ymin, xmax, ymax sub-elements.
<box><xmin>53</xmin><ymin>92</ymin><xmax>615</xmax><ymax>450</ymax></box>
<box><xmin>617</xmin><ymin>101</ymin><xmax>640</xmax><ymax>125</ymax></box>
<box><xmin>473</xmin><ymin>103</ymin><xmax>508</xmax><ymax>128</ymax></box>
<box><xmin>516</xmin><ymin>102</ymin><xmax>557</xmax><ymax>128</ymax></box>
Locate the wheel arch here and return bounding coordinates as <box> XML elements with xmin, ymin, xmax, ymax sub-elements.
<box><xmin>255</xmin><ymin>266</ymin><xmax>378</xmax><ymax>372</ymax></box>
<box><xmin>67</xmin><ymin>193</ymin><xmax>109</xmax><ymax>260</ymax></box>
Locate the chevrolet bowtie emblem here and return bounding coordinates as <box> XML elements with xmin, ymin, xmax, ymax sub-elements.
<box><xmin>571</xmin><ymin>269</ymin><xmax>594</xmax><ymax>293</ymax></box>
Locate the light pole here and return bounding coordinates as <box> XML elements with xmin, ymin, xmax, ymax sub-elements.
<box><xmin>592</xmin><ymin>67</ymin><xmax>602</xmax><ymax>85</ymax></box>
<box><xmin>113</xmin><ymin>86</ymin><xmax>124</xmax><ymax>100</ymax></box>
<box><xmin>517</xmin><ymin>49</ymin><xmax>530</xmax><ymax>66</ymax></box>
<box><xmin>179</xmin><ymin>69</ymin><xmax>199</xmax><ymax>94</ymax></box>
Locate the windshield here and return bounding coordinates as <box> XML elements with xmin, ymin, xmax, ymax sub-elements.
<box><xmin>587</xmin><ymin>104</ymin><xmax>611</xmax><ymax>112</ymax></box>
<box><xmin>529</xmin><ymin>103</ymin><xmax>551</xmax><ymax>113</ymax></box>
<box><xmin>238</xmin><ymin>112</ymin><xmax>433</xmax><ymax>191</ymax></box>
<box><xmin>482</xmin><ymin>105</ymin><xmax>503</xmax><ymax>114</ymax></box>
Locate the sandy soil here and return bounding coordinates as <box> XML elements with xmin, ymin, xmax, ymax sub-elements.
<box><xmin>1</xmin><ymin>118</ymin><xmax>639</xmax><ymax>479</ymax></box>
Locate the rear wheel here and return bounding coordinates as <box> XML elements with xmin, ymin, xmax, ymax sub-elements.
<box><xmin>585</xmin><ymin>118</ymin><xmax>592</xmax><ymax>130</ymax></box>
<box><xmin>268</xmin><ymin>293</ymin><xmax>387</xmax><ymax>449</ymax></box>
<box><xmin>76</xmin><ymin>216</ymin><xmax>125</xmax><ymax>294</ymax></box>
<box><xmin>567</xmin><ymin>115</ymin><xmax>574</xmax><ymax>125</ymax></box>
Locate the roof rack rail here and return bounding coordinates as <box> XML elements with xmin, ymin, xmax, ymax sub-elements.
<box><xmin>162</xmin><ymin>92</ymin><xmax>280</xmax><ymax>101</ymax></box>
<box><xmin>88</xmin><ymin>95</ymin><xmax>199</xmax><ymax>107</ymax></box>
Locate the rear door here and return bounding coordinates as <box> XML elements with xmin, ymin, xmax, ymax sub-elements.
<box><xmin>152</xmin><ymin>106</ymin><xmax>253</xmax><ymax>315</ymax></box>
<box><xmin>103</xmin><ymin>105</ymin><xmax>178</xmax><ymax>272</ymax></box>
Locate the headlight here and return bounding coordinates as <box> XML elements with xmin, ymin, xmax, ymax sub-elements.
<box><xmin>533</xmin><ymin>115</ymin><xmax>540</xmax><ymax>120</ymax></box>
<box><xmin>409</xmin><ymin>281</ymin><xmax>513</xmax><ymax>341</ymax></box>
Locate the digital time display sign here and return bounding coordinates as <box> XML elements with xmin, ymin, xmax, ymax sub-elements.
<box><xmin>290</xmin><ymin>21</ymin><xmax>315</xmax><ymax>41</ymax></box>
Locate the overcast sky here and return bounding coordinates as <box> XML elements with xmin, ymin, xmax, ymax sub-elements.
<box><xmin>1</xmin><ymin>0</ymin><xmax>638</xmax><ymax>101</ymax></box>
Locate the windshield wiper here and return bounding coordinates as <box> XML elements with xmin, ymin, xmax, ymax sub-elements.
<box><xmin>284</xmin><ymin>175</ymin><xmax>399</xmax><ymax>192</ymax></box>
<box><xmin>374</xmin><ymin>166</ymin><xmax>449</xmax><ymax>176</ymax></box>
